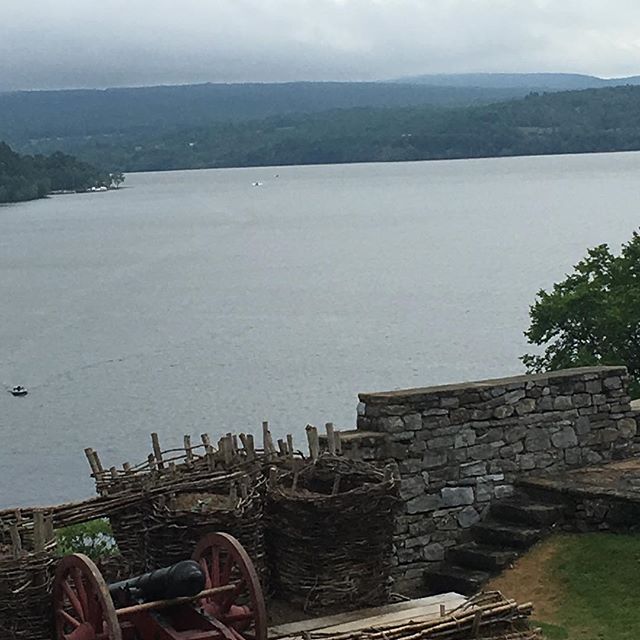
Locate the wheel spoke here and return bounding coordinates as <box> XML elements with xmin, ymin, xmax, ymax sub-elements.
<box><xmin>62</xmin><ymin>579</ymin><xmax>85</xmax><ymax>622</ymax></box>
<box><xmin>212</xmin><ymin>547</ymin><xmax>221</xmax><ymax>586</ymax></box>
<box><xmin>220</xmin><ymin>611</ymin><xmax>255</xmax><ymax>623</ymax></box>
<box><xmin>199</xmin><ymin>557</ymin><xmax>212</xmax><ymax>589</ymax></box>
<box><xmin>220</xmin><ymin>555</ymin><xmax>232</xmax><ymax>586</ymax></box>
<box><xmin>72</xmin><ymin>568</ymin><xmax>90</xmax><ymax>620</ymax></box>
<box><xmin>220</xmin><ymin>577</ymin><xmax>246</xmax><ymax>612</ymax></box>
<box><xmin>57</xmin><ymin>608</ymin><xmax>81</xmax><ymax>628</ymax></box>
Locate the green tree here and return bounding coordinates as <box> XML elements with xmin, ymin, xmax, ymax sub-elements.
<box><xmin>522</xmin><ymin>231</ymin><xmax>640</xmax><ymax>397</ymax></box>
<box><xmin>109</xmin><ymin>171</ymin><xmax>125</xmax><ymax>188</ymax></box>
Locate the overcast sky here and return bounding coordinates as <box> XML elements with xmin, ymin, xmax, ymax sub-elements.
<box><xmin>2</xmin><ymin>0</ymin><xmax>640</xmax><ymax>91</ymax></box>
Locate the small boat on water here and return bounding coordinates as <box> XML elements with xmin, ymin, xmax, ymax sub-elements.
<box><xmin>10</xmin><ymin>385</ymin><xmax>27</xmax><ymax>397</ymax></box>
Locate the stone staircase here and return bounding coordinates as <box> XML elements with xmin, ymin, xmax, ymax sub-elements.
<box><xmin>423</xmin><ymin>494</ymin><xmax>564</xmax><ymax>595</ymax></box>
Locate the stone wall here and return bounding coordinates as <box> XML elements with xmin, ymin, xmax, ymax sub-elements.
<box><xmin>354</xmin><ymin>366</ymin><xmax>638</xmax><ymax>591</ymax></box>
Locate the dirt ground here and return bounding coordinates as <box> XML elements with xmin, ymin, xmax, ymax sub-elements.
<box><xmin>485</xmin><ymin>537</ymin><xmax>564</xmax><ymax>623</ymax></box>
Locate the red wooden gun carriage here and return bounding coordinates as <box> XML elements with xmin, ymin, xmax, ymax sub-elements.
<box><xmin>52</xmin><ymin>532</ymin><xmax>267</xmax><ymax>640</ymax></box>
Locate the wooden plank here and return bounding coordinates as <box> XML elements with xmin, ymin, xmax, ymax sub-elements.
<box><xmin>269</xmin><ymin>593</ymin><xmax>465</xmax><ymax>638</ymax></box>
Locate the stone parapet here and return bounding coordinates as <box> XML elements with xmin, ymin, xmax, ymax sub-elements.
<box><xmin>356</xmin><ymin>366</ymin><xmax>638</xmax><ymax>592</ymax></box>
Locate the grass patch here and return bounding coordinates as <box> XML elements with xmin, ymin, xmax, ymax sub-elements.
<box><xmin>533</xmin><ymin>621</ymin><xmax>568</xmax><ymax>640</ymax></box>
<box><xmin>547</xmin><ymin>533</ymin><xmax>640</xmax><ymax>639</ymax></box>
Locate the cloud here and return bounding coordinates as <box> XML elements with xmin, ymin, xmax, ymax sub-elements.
<box><xmin>1</xmin><ymin>0</ymin><xmax>640</xmax><ymax>90</ymax></box>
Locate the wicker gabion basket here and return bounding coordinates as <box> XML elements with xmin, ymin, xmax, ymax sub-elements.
<box><xmin>145</xmin><ymin>472</ymin><xmax>268</xmax><ymax>585</ymax></box>
<box><xmin>85</xmin><ymin>431</ymin><xmax>265</xmax><ymax>574</ymax></box>
<box><xmin>266</xmin><ymin>455</ymin><xmax>398</xmax><ymax>612</ymax></box>
<box><xmin>0</xmin><ymin>512</ymin><xmax>56</xmax><ymax>640</ymax></box>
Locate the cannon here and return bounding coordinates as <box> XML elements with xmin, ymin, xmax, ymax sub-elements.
<box><xmin>52</xmin><ymin>532</ymin><xmax>267</xmax><ymax>640</ymax></box>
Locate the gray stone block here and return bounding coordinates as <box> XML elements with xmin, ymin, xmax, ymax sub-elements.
<box><xmin>551</xmin><ymin>426</ymin><xmax>578</xmax><ymax>449</ymax></box>
<box><xmin>423</xmin><ymin>543</ymin><xmax>445</xmax><ymax>561</ymax></box>
<box><xmin>525</xmin><ymin>429</ymin><xmax>551</xmax><ymax>452</ymax></box>
<box><xmin>494</xmin><ymin>405</ymin><xmax>515</xmax><ymax>419</ymax></box>
<box><xmin>505</xmin><ymin>389</ymin><xmax>526</xmax><ymax>404</ymax></box>
<box><xmin>441</xmin><ymin>486</ymin><xmax>474</xmax><ymax>507</ymax></box>
<box><xmin>460</xmin><ymin>461</ymin><xmax>487</xmax><ymax>477</ymax></box>
<box><xmin>406</xmin><ymin>493</ymin><xmax>442</xmax><ymax>514</ymax></box>
<box><xmin>515</xmin><ymin>398</ymin><xmax>536</xmax><ymax>415</ymax></box>
<box><xmin>604</xmin><ymin>376</ymin><xmax>623</xmax><ymax>390</ymax></box>
<box><xmin>422</xmin><ymin>451</ymin><xmax>448</xmax><ymax>469</ymax></box>
<box><xmin>400</xmin><ymin>475</ymin><xmax>427</xmax><ymax>500</ymax></box>
<box><xmin>454</xmin><ymin>429</ymin><xmax>476</xmax><ymax>448</ymax></box>
<box><xmin>618</xmin><ymin>417</ymin><xmax>637</xmax><ymax>438</ymax></box>
<box><xmin>553</xmin><ymin>396</ymin><xmax>574</xmax><ymax>411</ymax></box>
<box><xmin>457</xmin><ymin>506</ymin><xmax>481</xmax><ymax>528</ymax></box>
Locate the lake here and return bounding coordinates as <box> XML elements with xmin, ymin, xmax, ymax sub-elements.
<box><xmin>1</xmin><ymin>152</ymin><xmax>639</xmax><ymax>508</ymax></box>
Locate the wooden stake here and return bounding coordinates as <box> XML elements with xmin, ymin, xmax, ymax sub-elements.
<box><xmin>262</xmin><ymin>421</ymin><xmax>273</xmax><ymax>461</ymax></box>
<box><xmin>306</xmin><ymin>424</ymin><xmax>319</xmax><ymax>462</ymax></box>
<box><xmin>286</xmin><ymin>434</ymin><xmax>294</xmax><ymax>461</ymax></box>
<box><xmin>84</xmin><ymin>448</ymin><xmax>100</xmax><ymax>477</ymax></box>
<box><xmin>33</xmin><ymin>510</ymin><xmax>46</xmax><ymax>553</ymax></box>
<box><xmin>184</xmin><ymin>435</ymin><xmax>193</xmax><ymax>462</ymax></box>
<box><xmin>220</xmin><ymin>437</ymin><xmax>233</xmax><ymax>466</ymax></box>
<box><xmin>151</xmin><ymin>433</ymin><xmax>165</xmax><ymax>469</ymax></box>
<box><xmin>91</xmin><ymin>450</ymin><xmax>104</xmax><ymax>474</ymax></box>
<box><xmin>9</xmin><ymin>524</ymin><xmax>22</xmax><ymax>559</ymax></box>
<box><xmin>325</xmin><ymin>422</ymin><xmax>336</xmax><ymax>455</ymax></box>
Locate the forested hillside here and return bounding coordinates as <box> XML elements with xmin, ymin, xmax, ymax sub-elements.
<box><xmin>0</xmin><ymin>142</ymin><xmax>110</xmax><ymax>203</ymax></box>
<box><xmin>0</xmin><ymin>82</ymin><xmax>537</xmax><ymax>146</ymax></box>
<box><xmin>15</xmin><ymin>85</ymin><xmax>640</xmax><ymax>173</ymax></box>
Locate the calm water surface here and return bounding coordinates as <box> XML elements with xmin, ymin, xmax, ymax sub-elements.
<box><xmin>2</xmin><ymin>153</ymin><xmax>639</xmax><ymax>507</ymax></box>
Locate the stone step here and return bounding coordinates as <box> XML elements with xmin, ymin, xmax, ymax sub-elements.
<box><xmin>490</xmin><ymin>500</ymin><xmax>564</xmax><ymax>527</ymax></box>
<box><xmin>423</xmin><ymin>564</ymin><xmax>491</xmax><ymax>596</ymax></box>
<box><xmin>514</xmin><ymin>481</ymin><xmax>568</xmax><ymax>506</ymax></box>
<box><xmin>471</xmin><ymin>520</ymin><xmax>544</xmax><ymax>548</ymax></box>
<box><xmin>447</xmin><ymin>542</ymin><xmax>519</xmax><ymax>572</ymax></box>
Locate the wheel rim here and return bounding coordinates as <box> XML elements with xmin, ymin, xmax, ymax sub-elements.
<box><xmin>192</xmin><ymin>533</ymin><xmax>267</xmax><ymax>640</ymax></box>
<box><xmin>53</xmin><ymin>554</ymin><xmax>121</xmax><ymax>640</ymax></box>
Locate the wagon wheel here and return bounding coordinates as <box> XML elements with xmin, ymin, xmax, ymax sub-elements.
<box><xmin>53</xmin><ymin>554</ymin><xmax>121</xmax><ymax>640</ymax></box>
<box><xmin>192</xmin><ymin>533</ymin><xmax>267</xmax><ymax>640</ymax></box>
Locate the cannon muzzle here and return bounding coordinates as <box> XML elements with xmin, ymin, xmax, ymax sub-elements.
<box><xmin>109</xmin><ymin>560</ymin><xmax>205</xmax><ymax>605</ymax></box>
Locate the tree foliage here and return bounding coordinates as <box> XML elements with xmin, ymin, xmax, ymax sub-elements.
<box><xmin>522</xmin><ymin>232</ymin><xmax>640</xmax><ymax>396</ymax></box>
<box><xmin>0</xmin><ymin>141</ymin><xmax>112</xmax><ymax>203</ymax></box>
<box><xmin>12</xmin><ymin>85</ymin><xmax>640</xmax><ymax>173</ymax></box>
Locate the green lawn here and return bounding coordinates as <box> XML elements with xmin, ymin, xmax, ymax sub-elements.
<box><xmin>535</xmin><ymin>533</ymin><xmax>640</xmax><ymax>639</ymax></box>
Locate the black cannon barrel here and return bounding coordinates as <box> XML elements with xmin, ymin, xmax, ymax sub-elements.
<box><xmin>109</xmin><ymin>560</ymin><xmax>206</xmax><ymax>605</ymax></box>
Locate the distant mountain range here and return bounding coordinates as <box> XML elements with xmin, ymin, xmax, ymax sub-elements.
<box><xmin>0</xmin><ymin>82</ymin><xmax>529</xmax><ymax>146</ymax></box>
<box><xmin>15</xmin><ymin>84</ymin><xmax>640</xmax><ymax>173</ymax></box>
<box><xmin>2</xmin><ymin>74</ymin><xmax>640</xmax><ymax>149</ymax></box>
<box><xmin>392</xmin><ymin>72</ymin><xmax>640</xmax><ymax>90</ymax></box>
<box><xmin>5</xmin><ymin>74</ymin><xmax>640</xmax><ymax>174</ymax></box>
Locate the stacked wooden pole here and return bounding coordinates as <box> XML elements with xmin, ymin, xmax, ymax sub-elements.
<box><xmin>300</xmin><ymin>592</ymin><xmax>541</xmax><ymax>640</ymax></box>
